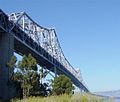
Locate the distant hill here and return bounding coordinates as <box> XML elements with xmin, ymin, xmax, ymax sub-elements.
<box><xmin>94</xmin><ymin>89</ymin><xmax>120</xmax><ymax>98</ymax></box>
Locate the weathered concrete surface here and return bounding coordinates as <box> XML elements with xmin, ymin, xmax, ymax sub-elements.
<box><xmin>0</xmin><ymin>32</ymin><xmax>15</xmax><ymax>101</ymax></box>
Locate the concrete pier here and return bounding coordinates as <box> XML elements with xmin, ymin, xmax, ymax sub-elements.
<box><xmin>0</xmin><ymin>32</ymin><xmax>14</xmax><ymax>101</ymax></box>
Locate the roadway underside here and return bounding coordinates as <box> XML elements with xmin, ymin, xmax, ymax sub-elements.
<box><xmin>14</xmin><ymin>36</ymin><xmax>61</xmax><ymax>74</ymax></box>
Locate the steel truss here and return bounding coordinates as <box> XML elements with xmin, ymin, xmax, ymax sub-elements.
<box><xmin>0</xmin><ymin>10</ymin><xmax>88</xmax><ymax>91</ymax></box>
<box><xmin>8</xmin><ymin>12</ymin><xmax>88</xmax><ymax>90</ymax></box>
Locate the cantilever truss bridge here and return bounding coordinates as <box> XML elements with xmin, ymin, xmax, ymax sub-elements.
<box><xmin>0</xmin><ymin>9</ymin><xmax>89</xmax><ymax>100</ymax></box>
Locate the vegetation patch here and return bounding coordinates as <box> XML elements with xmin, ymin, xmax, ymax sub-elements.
<box><xmin>11</xmin><ymin>93</ymin><xmax>114</xmax><ymax>102</ymax></box>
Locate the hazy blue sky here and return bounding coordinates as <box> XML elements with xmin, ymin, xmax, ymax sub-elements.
<box><xmin>1</xmin><ymin>0</ymin><xmax>120</xmax><ymax>92</ymax></box>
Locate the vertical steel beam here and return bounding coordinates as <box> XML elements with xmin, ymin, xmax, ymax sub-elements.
<box><xmin>54</xmin><ymin>66</ymin><xmax>57</xmax><ymax>77</ymax></box>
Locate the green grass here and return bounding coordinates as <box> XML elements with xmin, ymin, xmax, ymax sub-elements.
<box><xmin>11</xmin><ymin>93</ymin><xmax>114</xmax><ymax>102</ymax></box>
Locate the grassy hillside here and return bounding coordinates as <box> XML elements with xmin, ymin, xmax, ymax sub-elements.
<box><xmin>11</xmin><ymin>93</ymin><xmax>114</xmax><ymax>102</ymax></box>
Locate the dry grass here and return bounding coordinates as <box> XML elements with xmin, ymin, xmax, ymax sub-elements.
<box><xmin>11</xmin><ymin>93</ymin><xmax>114</xmax><ymax>102</ymax></box>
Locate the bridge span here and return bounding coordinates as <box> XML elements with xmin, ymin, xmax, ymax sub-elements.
<box><xmin>0</xmin><ymin>9</ymin><xmax>89</xmax><ymax>100</ymax></box>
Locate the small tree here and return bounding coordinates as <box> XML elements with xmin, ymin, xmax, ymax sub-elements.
<box><xmin>9</xmin><ymin>54</ymin><xmax>37</xmax><ymax>98</ymax></box>
<box><xmin>52</xmin><ymin>74</ymin><xmax>74</xmax><ymax>95</ymax></box>
<box><xmin>17</xmin><ymin>54</ymin><xmax>38</xmax><ymax>98</ymax></box>
<box><xmin>8</xmin><ymin>54</ymin><xmax>51</xmax><ymax>98</ymax></box>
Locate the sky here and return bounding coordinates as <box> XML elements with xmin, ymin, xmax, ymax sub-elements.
<box><xmin>0</xmin><ymin>0</ymin><xmax>120</xmax><ymax>92</ymax></box>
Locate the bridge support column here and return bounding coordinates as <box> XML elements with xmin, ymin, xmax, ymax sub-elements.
<box><xmin>0</xmin><ymin>32</ymin><xmax>14</xmax><ymax>101</ymax></box>
<box><xmin>54</xmin><ymin>66</ymin><xmax>57</xmax><ymax>77</ymax></box>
